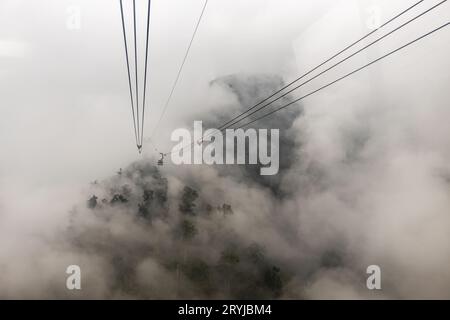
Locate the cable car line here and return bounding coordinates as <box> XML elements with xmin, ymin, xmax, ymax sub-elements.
<box><xmin>140</xmin><ymin>0</ymin><xmax>152</xmax><ymax>149</ymax></box>
<box><xmin>161</xmin><ymin>0</ymin><xmax>436</xmax><ymax>156</ymax></box>
<box><xmin>150</xmin><ymin>0</ymin><xmax>210</xmax><ymax>141</ymax></box>
<box><xmin>133</xmin><ymin>0</ymin><xmax>141</xmax><ymax>151</ymax></box>
<box><xmin>201</xmin><ymin>0</ymin><xmax>433</xmax><ymax>144</ymax></box>
<box><xmin>119</xmin><ymin>0</ymin><xmax>139</xmax><ymax>147</ymax></box>
<box><xmin>213</xmin><ymin>0</ymin><xmax>447</xmax><ymax>133</ymax></box>
<box><xmin>236</xmin><ymin>22</ymin><xmax>449</xmax><ymax>130</ymax></box>
<box><xmin>165</xmin><ymin>21</ymin><xmax>449</xmax><ymax>157</ymax></box>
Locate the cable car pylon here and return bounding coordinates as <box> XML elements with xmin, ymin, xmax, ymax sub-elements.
<box><xmin>119</xmin><ymin>0</ymin><xmax>152</xmax><ymax>154</ymax></box>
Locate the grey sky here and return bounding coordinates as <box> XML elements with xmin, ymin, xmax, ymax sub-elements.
<box><xmin>0</xmin><ymin>0</ymin><xmax>448</xmax><ymax>184</ymax></box>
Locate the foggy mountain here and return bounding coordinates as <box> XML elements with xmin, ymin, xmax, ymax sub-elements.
<box><xmin>1</xmin><ymin>56</ymin><xmax>450</xmax><ymax>298</ymax></box>
<box><xmin>62</xmin><ymin>74</ymin><xmax>303</xmax><ymax>299</ymax></box>
<box><xmin>58</xmin><ymin>70</ymin><xmax>450</xmax><ymax>299</ymax></box>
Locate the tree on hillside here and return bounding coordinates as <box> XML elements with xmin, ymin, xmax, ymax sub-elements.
<box><xmin>87</xmin><ymin>195</ymin><xmax>98</xmax><ymax>209</ymax></box>
<box><xmin>179</xmin><ymin>186</ymin><xmax>199</xmax><ymax>215</ymax></box>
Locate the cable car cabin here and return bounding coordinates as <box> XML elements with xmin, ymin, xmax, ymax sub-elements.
<box><xmin>157</xmin><ymin>153</ymin><xmax>165</xmax><ymax>166</ymax></box>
